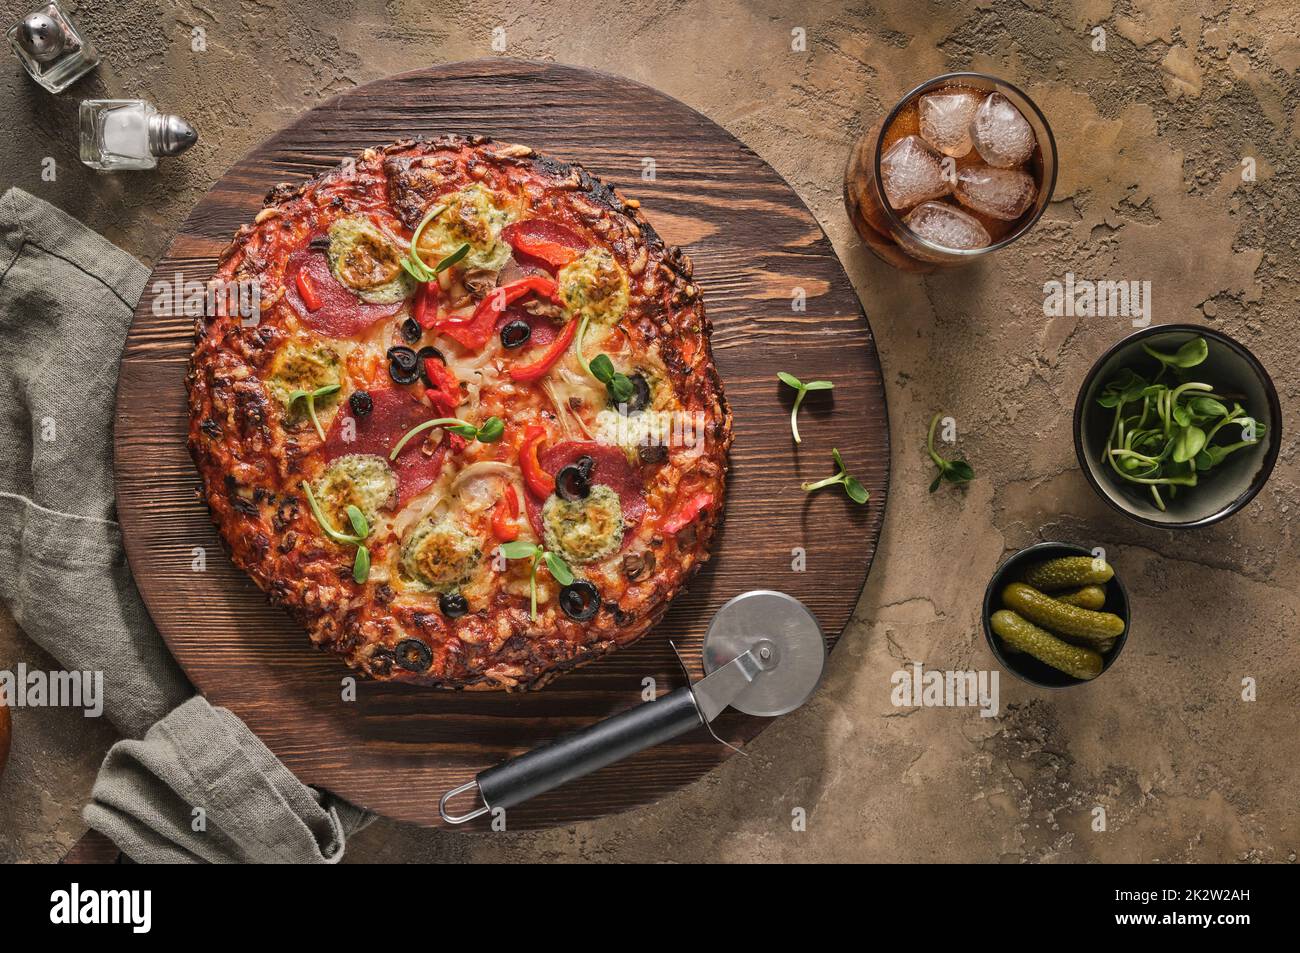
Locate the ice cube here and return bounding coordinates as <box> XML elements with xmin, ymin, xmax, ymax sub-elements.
<box><xmin>918</xmin><ymin>89</ymin><xmax>982</xmax><ymax>157</ymax></box>
<box><xmin>954</xmin><ymin>164</ymin><xmax>1037</xmax><ymax>220</ymax></box>
<box><xmin>880</xmin><ymin>135</ymin><xmax>951</xmax><ymax>211</ymax></box>
<box><xmin>903</xmin><ymin>201</ymin><xmax>992</xmax><ymax>250</ymax></box>
<box><xmin>969</xmin><ymin>92</ymin><xmax>1035</xmax><ymax>168</ymax></box>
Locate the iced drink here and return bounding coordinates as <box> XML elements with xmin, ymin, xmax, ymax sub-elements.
<box><xmin>845</xmin><ymin>74</ymin><xmax>1056</xmax><ymax>270</ymax></box>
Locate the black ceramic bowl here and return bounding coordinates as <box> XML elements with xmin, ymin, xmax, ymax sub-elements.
<box><xmin>1074</xmin><ymin>324</ymin><xmax>1281</xmax><ymax>528</ymax></box>
<box><xmin>982</xmin><ymin>541</ymin><xmax>1130</xmax><ymax>688</ymax></box>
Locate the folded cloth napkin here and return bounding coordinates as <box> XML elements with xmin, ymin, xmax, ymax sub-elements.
<box><xmin>0</xmin><ymin>187</ymin><xmax>371</xmax><ymax>863</ymax></box>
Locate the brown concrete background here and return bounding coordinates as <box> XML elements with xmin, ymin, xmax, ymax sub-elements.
<box><xmin>1</xmin><ymin>0</ymin><xmax>1296</xmax><ymax>863</ymax></box>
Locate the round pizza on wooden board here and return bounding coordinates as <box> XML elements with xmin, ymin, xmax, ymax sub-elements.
<box><xmin>115</xmin><ymin>60</ymin><xmax>889</xmax><ymax>828</ymax></box>
<box><xmin>189</xmin><ymin>134</ymin><xmax>731</xmax><ymax>690</ymax></box>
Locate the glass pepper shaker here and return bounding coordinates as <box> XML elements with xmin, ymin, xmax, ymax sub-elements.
<box><xmin>79</xmin><ymin>100</ymin><xmax>198</xmax><ymax>171</ymax></box>
<box><xmin>6</xmin><ymin>2</ymin><xmax>98</xmax><ymax>93</ymax></box>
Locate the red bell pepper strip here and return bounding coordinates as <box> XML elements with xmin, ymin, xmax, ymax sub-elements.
<box><xmin>491</xmin><ymin>485</ymin><xmax>520</xmax><ymax>542</ymax></box>
<box><xmin>508</xmin><ymin>317</ymin><xmax>577</xmax><ymax>383</ymax></box>
<box><xmin>502</xmin><ymin>220</ymin><xmax>588</xmax><ymax>268</ymax></box>
<box><xmin>423</xmin><ymin>357</ymin><xmax>460</xmax><ymax>417</ymax></box>
<box><xmin>411</xmin><ymin>280</ymin><xmax>427</xmax><ymax>326</ymax></box>
<box><xmin>295</xmin><ymin>269</ymin><xmax>322</xmax><ymax>311</ymax></box>
<box><xmin>412</xmin><ymin>280</ymin><xmax>440</xmax><ymax>329</ymax></box>
<box><xmin>516</xmin><ymin>239</ymin><xmax>579</xmax><ymax>268</ymax></box>
<box><xmin>436</xmin><ymin>276</ymin><xmax>559</xmax><ymax>350</ymax></box>
<box><xmin>520</xmin><ymin>425</ymin><xmax>554</xmax><ymax>499</ymax></box>
<box><xmin>662</xmin><ymin>492</ymin><xmax>714</xmax><ymax>534</ymax></box>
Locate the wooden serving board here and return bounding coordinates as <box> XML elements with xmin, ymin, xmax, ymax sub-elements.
<box><xmin>114</xmin><ymin>60</ymin><xmax>890</xmax><ymax>829</ymax></box>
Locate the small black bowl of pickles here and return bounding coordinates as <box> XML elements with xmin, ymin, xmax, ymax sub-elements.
<box><xmin>982</xmin><ymin>542</ymin><xmax>1129</xmax><ymax>688</ymax></box>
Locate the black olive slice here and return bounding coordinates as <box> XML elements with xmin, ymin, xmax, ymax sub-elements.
<box><xmin>387</xmin><ymin>345</ymin><xmax>420</xmax><ymax>385</ymax></box>
<box><xmin>388</xmin><ymin>345</ymin><xmax>419</xmax><ymax>367</ymax></box>
<box><xmin>439</xmin><ymin>592</ymin><xmax>469</xmax><ymax>619</ymax></box>
<box><xmin>500</xmin><ymin>319</ymin><xmax>532</xmax><ymax>349</ymax></box>
<box><xmin>559</xmin><ymin>581</ymin><xmax>600</xmax><ymax>621</ymax></box>
<box><xmin>574</xmin><ymin>455</ymin><xmax>595</xmax><ymax>478</ymax></box>
<box><xmin>393</xmin><ymin>638</ymin><xmax>433</xmax><ymax>672</ymax></box>
<box><xmin>555</xmin><ymin>463</ymin><xmax>592</xmax><ymax>501</ymax></box>
<box><xmin>400</xmin><ymin>317</ymin><xmax>423</xmax><ymax>344</ymax></box>
<box><xmin>349</xmin><ymin>390</ymin><xmax>373</xmax><ymax>416</ymax></box>
<box><xmin>625</xmin><ymin>373</ymin><xmax>651</xmax><ymax>413</ymax></box>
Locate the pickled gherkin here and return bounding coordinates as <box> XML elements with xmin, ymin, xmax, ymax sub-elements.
<box><xmin>1022</xmin><ymin>556</ymin><xmax>1113</xmax><ymax>591</ymax></box>
<box><xmin>1002</xmin><ymin>582</ymin><xmax>1124</xmax><ymax>645</ymax></box>
<box><xmin>990</xmin><ymin>610</ymin><xmax>1103</xmax><ymax>680</ymax></box>
<box><xmin>1055</xmin><ymin>585</ymin><xmax>1107</xmax><ymax>611</ymax></box>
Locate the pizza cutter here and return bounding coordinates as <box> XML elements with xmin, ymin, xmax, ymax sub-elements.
<box><xmin>439</xmin><ymin>590</ymin><xmax>825</xmax><ymax>824</ymax></box>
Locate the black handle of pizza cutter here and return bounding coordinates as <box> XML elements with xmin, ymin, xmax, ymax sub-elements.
<box><xmin>440</xmin><ymin>591</ymin><xmax>824</xmax><ymax>823</ymax></box>
<box><xmin>440</xmin><ymin>687</ymin><xmax>703</xmax><ymax>822</ymax></box>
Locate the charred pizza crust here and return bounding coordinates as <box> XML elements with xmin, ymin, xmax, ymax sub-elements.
<box><xmin>188</xmin><ymin>135</ymin><xmax>731</xmax><ymax>689</ymax></box>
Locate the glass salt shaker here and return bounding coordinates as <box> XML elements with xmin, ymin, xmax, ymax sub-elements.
<box><xmin>79</xmin><ymin>100</ymin><xmax>198</xmax><ymax>171</ymax></box>
<box><xmin>6</xmin><ymin>2</ymin><xmax>98</xmax><ymax>93</ymax></box>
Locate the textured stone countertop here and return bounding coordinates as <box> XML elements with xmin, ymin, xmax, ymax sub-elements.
<box><xmin>1</xmin><ymin>0</ymin><xmax>1296</xmax><ymax>863</ymax></box>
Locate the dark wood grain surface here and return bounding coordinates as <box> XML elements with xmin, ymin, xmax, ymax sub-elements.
<box><xmin>113</xmin><ymin>59</ymin><xmax>890</xmax><ymax>829</ymax></box>
<box><xmin>60</xmin><ymin>830</ymin><xmax>122</xmax><ymax>865</ymax></box>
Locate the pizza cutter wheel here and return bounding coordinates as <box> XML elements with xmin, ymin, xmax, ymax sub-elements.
<box><xmin>440</xmin><ymin>590</ymin><xmax>825</xmax><ymax>824</ymax></box>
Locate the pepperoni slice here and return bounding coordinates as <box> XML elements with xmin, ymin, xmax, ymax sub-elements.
<box><xmin>324</xmin><ymin>387</ymin><xmax>451</xmax><ymax>505</ymax></box>
<box><xmin>284</xmin><ymin>248</ymin><xmax>406</xmax><ymax>338</ymax></box>
<box><xmin>497</xmin><ymin>253</ymin><xmax>554</xmax><ymax>285</ymax></box>
<box><xmin>495</xmin><ymin>304</ymin><xmax>558</xmax><ymax>347</ymax></box>
<box><xmin>524</xmin><ymin>441</ymin><xmax>646</xmax><ymax>547</ymax></box>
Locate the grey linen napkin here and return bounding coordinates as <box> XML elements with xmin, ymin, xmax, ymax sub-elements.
<box><xmin>0</xmin><ymin>187</ymin><xmax>370</xmax><ymax>862</ymax></box>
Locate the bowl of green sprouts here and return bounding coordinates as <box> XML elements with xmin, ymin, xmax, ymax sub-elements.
<box><xmin>1074</xmin><ymin>324</ymin><xmax>1281</xmax><ymax>527</ymax></box>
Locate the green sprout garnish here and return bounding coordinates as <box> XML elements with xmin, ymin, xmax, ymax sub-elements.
<box><xmin>351</xmin><ymin>543</ymin><xmax>371</xmax><ymax>583</ymax></box>
<box><xmin>589</xmin><ymin>353</ymin><xmax>635</xmax><ymax>405</ymax></box>
<box><xmin>777</xmin><ymin>372</ymin><xmax>833</xmax><ymax>444</ymax></box>
<box><xmin>474</xmin><ymin>416</ymin><xmax>506</xmax><ymax>442</ymax></box>
<box><xmin>1096</xmin><ymin>335</ymin><xmax>1264</xmax><ymax>511</ymax></box>
<box><xmin>801</xmin><ymin>448</ymin><xmax>869</xmax><ymax>504</ymax></box>
<box><xmin>301</xmin><ymin>481</ymin><xmax>371</xmax><ymax>583</ymax></box>
<box><xmin>1142</xmin><ymin>336</ymin><xmax>1209</xmax><ymax>375</ymax></box>
<box><xmin>574</xmin><ymin>314</ymin><xmax>591</xmax><ymax>369</ymax></box>
<box><xmin>927</xmin><ymin>413</ymin><xmax>974</xmax><ymax>492</ymax></box>
<box><xmin>389</xmin><ymin>416</ymin><xmax>504</xmax><ymax>461</ymax></box>
<box><xmin>498</xmin><ymin>540</ymin><xmax>574</xmax><ymax>621</ymax></box>
<box><xmin>400</xmin><ymin>203</ymin><xmax>470</xmax><ymax>282</ymax></box>
<box><xmin>287</xmin><ymin>383</ymin><xmax>340</xmax><ymax>441</ymax></box>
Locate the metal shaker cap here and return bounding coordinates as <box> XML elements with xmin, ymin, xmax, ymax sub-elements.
<box><xmin>17</xmin><ymin>12</ymin><xmax>65</xmax><ymax>62</ymax></box>
<box><xmin>147</xmin><ymin>113</ymin><xmax>198</xmax><ymax>157</ymax></box>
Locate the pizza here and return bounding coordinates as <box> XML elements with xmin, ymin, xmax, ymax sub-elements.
<box><xmin>187</xmin><ymin>135</ymin><xmax>731</xmax><ymax>689</ymax></box>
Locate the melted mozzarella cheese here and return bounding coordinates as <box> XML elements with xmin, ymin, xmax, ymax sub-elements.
<box><xmin>593</xmin><ymin>408</ymin><xmax>679</xmax><ymax>453</ymax></box>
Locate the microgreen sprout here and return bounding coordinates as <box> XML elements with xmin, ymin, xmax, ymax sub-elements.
<box><xmin>301</xmin><ymin>481</ymin><xmax>371</xmax><ymax>583</ymax></box>
<box><xmin>401</xmin><ymin>203</ymin><xmax>469</xmax><ymax>282</ymax></box>
<box><xmin>589</xmin><ymin>353</ymin><xmax>635</xmax><ymax>404</ymax></box>
<box><xmin>351</xmin><ymin>543</ymin><xmax>371</xmax><ymax>582</ymax></box>
<box><xmin>498</xmin><ymin>540</ymin><xmax>574</xmax><ymax>620</ymax></box>
<box><xmin>1096</xmin><ymin>336</ymin><xmax>1265</xmax><ymax>511</ymax></box>
<box><xmin>575</xmin><ymin>314</ymin><xmax>591</xmax><ymax>371</ymax></box>
<box><xmin>389</xmin><ymin>416</ymin><xmax>504</xmax><ymax>460</ymax></box>
<box><xmin>801</xmin><ymin>448</ymin><xmax>869</xmax><ymax>504</ymax></box>
<box><xmin>926</xmin><ymin>413</ymin><xmax>974</xmax><ymax>492</ymax></box>
<box><xmin>1141</xmin><ymin>337</ymin><xmax>1208</xmax><ymax>376</ymax></box>
<box><xmin>287</xmin><ymin>383</ymin><xmax>340</xmax><ymax>441</ymax></box>
<box><xmin>777</xmin><ymin>372</ymin><xmax>833</xmax><ymax>444</ymax></box>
